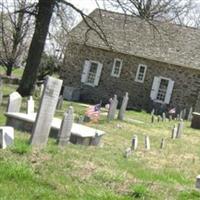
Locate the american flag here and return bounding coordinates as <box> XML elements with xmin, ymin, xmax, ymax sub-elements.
<box><xmin>85</xmin><ymin>104</ymin><xmax>101</xmax><ymax>121</ymax></box>
<box><xmin>169</xmin><ymin>108</ymin><xmax>176</xmax><ymax>114</ymax></box>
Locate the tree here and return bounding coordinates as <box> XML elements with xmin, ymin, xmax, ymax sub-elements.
<box><xmin>17</xmin><ymin>0</ymin><xmax>195</xmax><ymax>96</ymax></box>
<box><xmin>0</xmin><ymin>0</ymin><xmax>34</xmax><ymax>76</ymax></box>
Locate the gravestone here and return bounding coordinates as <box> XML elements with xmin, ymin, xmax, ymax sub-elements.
<box><xmin>191</xmin><ymin>112</ymin><xmax>200</xmax><ymax>129</ymax></box>
<box><xmin>118</xmin><ymin>92</ymin><xmax>129</xmax><ymax>120</ymax></box>
<box><xmin>182</xmin><ymin>108</ymin><xmax>187</xmax><ymax>120</ymax></box>
<box><xmin>195</xmin><ymin>92</ymin><xmax>200</xmax><ymax>113</ymax></box>
<box><xmin>187</xmin><ymin>107</ymin><xmax>193</xmax><ymax>121</ymax></box>
<box><xmin>176</xmin><ymin>119</ymin><xmax>184</xmax><ymax>138</ymax></box>
<box><xmin>171</xmin><ymin>125</ymin><xmax>177</xmax><ymax>139</ymax></box>
<box><xmin>157</xmin><ymin>116</ymin><xmax>161</xmax><ymax>122</ymax></box>
<box><xmin>7</xmin><ymin>92</ymin><xmax>22</xmax><ymax>113</ymax></box>
<box><xmin>144</xmin><ymin>135</ymin><xmax>150</xmax><ymax>150</ymax></box>
<box><xmin>57</xmin><ymin>106</ymin><xmax>74</xmax><ymax>146</ymax></box>
<box><xmin>160</xmin><ymin>138</ymin><xmax>165</xmax><ymax>149</ymax></box>
<box><xmin>169</xmin><ymin>115</ymin><xmax>172</xmax><ymax>121</ymax></box>
<box><xmin>151</xmin><ymin>115</ymin><xmax>155</xmax><ymax>123</ymax></box>
<box><xmin>27</xmin><ymin>96</ymin><xmax>35</xmax><ymax>114</ymax></box>
<box><xmin>124</xmin><ymin>147</ymin><xmax>132</xmax><ymax>158</ymax></box>
<box><xmin>196</xmin><ymin>175</ymin><xmax>200</xmax><ymax>189</ymax></box>
<box><xmin>151</xmin><ymin>109</ymin><xmax>155</xmax><ymax>116</ymax></box>
<box><xmin>30</xmin><ymin>76</ymin><xmax>63</xmax><ymax>147</ymax></box>
<box><xmin>162</xmin><ymin>113</ymin><xmax>166</xmax><ymax>122</ymax></box>
<box><xmin>0</xmin><ymin>126</ymin><xmax>14</xmax><ymax>149</ymax></box>
<box><xmin>131</xmin><ymin>135</ymin><xmax>138</xmax><ymax>150</ymax></box>
<box><xmin>56</xmin><ymin>95</ymin><xmax>63</xmax><ymax>110</ymax></box>
<box><xmin>40</xmin><ymin>84</ymin><xmax>44</xmax><ymax>97</ymax></box>
<box><xmin>107</xmin><ymin>95</ymin><xmax>118</xmax><ymax>121</ymax></box>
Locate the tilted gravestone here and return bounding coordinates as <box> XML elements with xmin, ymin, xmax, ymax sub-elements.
<box><xmin>118</xmin><ymin>92</ymin><xmax>129</xmax><ymax>120</ymax></box>
<box><xmin>30</xmin><ymin>76</ymin><xmax>63</xmax><ymax>147</ymax></box>
<box><xmin>131</xmin><ymin>135</ymin><xmax>138</xmax><ymax>151</ymax></box>
<box><xmin>27</xmin><ymin>96</ymin><xmax>35</xmax><ymax>114</ymax></box>
<box><xmin>0</xmin><ymin>126</ymin><xmax>14</xmax><ymax>149</ymax></box>
<box><xmin>144</xmin><ymin>135</ymin><xmax>150</xmax><ymax>150</ymax></box>
<box><xmin>176</xmin><ymin>119</ymin><xmax>184</xmax><ymax>138</ymax></box>
<box><xmin>107</xmin><ymin>95</ymin><xmax>118</xmax><ymax>121</ymax></box>
<box><xmin>162</xmin><ymin>113</ymin><xmax>166</xmax><ymax>122</ymax></box>
<box><xmin>196</xmin><ymin>175</ymin><xmax>200</xmax><ymax>189</ymax></box>
<box><xmin>57</xmin><ymin>106</ymin><xmax>74</xmax><ymax>146</ymax></box>
<box><xmin>182</xmin><ymin>108</ymin><xmax>187</xmax><ymax>120</ymax></box>
<box><xmin>7</xmin><ymin>92</ymin><xmax>22</xmax><ymax>113</ymax></box>
<box><xmin>157</xmin><ymin>115</ymin><xmax>161</xmax><ymax>122</ymax></box>
<box><xmin>56</xmin><ymin>95</ymin><xmax>64</xmax><ymax>110</ymax></box>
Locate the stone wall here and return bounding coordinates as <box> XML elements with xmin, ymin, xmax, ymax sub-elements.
<box><xmin>60</xmin><ymin>42</ymin><xmax>200</xmax><ymax>111</ymax></box>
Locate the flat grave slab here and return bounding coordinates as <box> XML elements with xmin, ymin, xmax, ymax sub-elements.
<box><xmin>5</xmin><ymin>112</ymin><xmax>105</xmax><ymax>146</ymax></box>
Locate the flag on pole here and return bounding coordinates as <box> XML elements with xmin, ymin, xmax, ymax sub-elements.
<box><xmin>85</xmin><ymin>103</ymin><xmax>101</xmax><ymax>121</ymax></box>
<box><xmin>169</xmin><ymin>108</ymin><xmax>176</xmax><ymax>114</ymax></box>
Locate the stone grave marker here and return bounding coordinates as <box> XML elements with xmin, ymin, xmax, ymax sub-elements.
<box><xmin>7</xmin><ymin>92</ymin><xmax>22</xmax><ymax>113</ymax></box>
<box><xmin>151</xmin><ymin>108</ymin><xmax>155</xmax><ymax>116</ymax></box>
<box><xmin>124</xmin><ymin>147</ymin><xmax>132</xmax><ymax>158</ymax></box>
<box><xmin>176</xmin><ymin>119</ymin><xmax>184</xmax><ymax>138</ymax></box>
<box><xmin>144</xmin><ymin>135</ymin><xmax>150</xmax><ymax>150</ymax></box>
<box><xmin>162</xmin><ymin>113</ymin><xmax>166</xmax><ymax>122</ymax></box>
<box><xmin>171</xmin><ymin>125</ymin><xmax>177</xmax><ymax>139</ymax></box>
<box><xmin>30</xmin><ymin>76</ymin><xmax>63</xmax><ymax>147</ymax></box>
<box><xmin>160</xmin><ymin>138</ymin><xmax>165</xmax><ymax>149</ymax></box>
<box><xmin>157</xmin><ymin>116</ymin><xmax>161</xmax><ymax>122</ymax></box>
<box><xmin>56</xmin><ymin>95</ymin><xmax>63</xmax><ymax>110</ymax></box>
<box><xmin>107</xmin><ymin>95</ymin><xmax>118</xmax><ymax>121</ymax></box>
<box><xmin>118</xmin><ymin>92</ymin><xmax>129</xmax><ymax>120</ymax></box>
<box><xmin>182</xmin><ymin>108</ymin><xmax>187</xmax><ymax>120</ymax></box>
<box><xmin>196</xmin><ymin>175</ymin><xmax>200</xmax><ymax>189</ymax></box>
<box><xmin>27</xmin><ymin>96</ymin><xmax>35</xmax><ymax>114</ymax></box>
<box><xmin>131</xmin><ymin>135</ymin><xmax>138</xmax><ymax>150</ymax></box>
<box><xmin>179</xmin><ymin>111</ymin><xmax>183</xmax><ymax>120</ymax></box>
<box><xmin>57</xmin><ymin>106</ymin><xmax>74</xmax><ymax>146</ymax></box>
<box><xmin>151</xmin><ymin>115</ymin><xmax>155</xmax><ymax>123</ymax></box>
<box><xmin>0</xmin><ymin>126</ymin><xmax>14</xmax><ymax>149</ymax></box>
<box><xmin>187</xmin><ymin>107</ymin><xmax>193</xmax><ymax>121</ymax></box>
<box><xmin>169</xmin><ymin>115</ymin><xmax>172</xmax><ymax>121</ymax></box>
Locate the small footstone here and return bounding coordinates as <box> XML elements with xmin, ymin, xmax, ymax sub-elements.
<box><xmin>171</xmin><ymin>125</ymin><xmax>177</xmax><ymax>139</ymax></box>
<box><xmin>144</xmin><ymin>135</ymin><xmax>150</xmax><ymax>150</ymax></box>
<box><xmin>196</xmin><ymin>175</ymin><xmax>200</xmax><ymax>189</ymax></box>
<box><xmin>0</xmin><ymin>126</ymin><xmax>14</xmax><ymax>149</ymax></box>
<box><xmin>160</xmin><ymin>138</ymin><xmax>165</xmax><ymax>149</ymax></box>
<box><xmin>131</xmin><ymin>135</ymin><xmax>138</xmax><ymax>150</ymax></box>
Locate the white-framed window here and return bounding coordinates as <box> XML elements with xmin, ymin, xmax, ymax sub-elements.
<box><xmin>150</xmin><ymin>76</ymin><xmax>174</xmax><ymax>104</ymax></box>
<box><xmin>111</xmin><ymin>58</ymin><xmax>123</xmax><ymax>77</ymax></box>
<box><xmin>135</xmin><ymin>64</ymin><xmax>147</xmax><ymax>83</ymax></box>
<box><xmin>81</xmin><ymin>60</ymin><xmax>103</xmax><ymax>87</ymax></box>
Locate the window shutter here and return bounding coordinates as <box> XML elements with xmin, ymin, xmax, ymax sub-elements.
<box><xmin>81</xmin><ymin>60</ymin><xmax>90</xmax><ymax>83</ymax></box>
<box><xmin>150</xmin><ymin>76</ymin><xmax>160</xmax><ymax>100</ymax></box>
<box><xmin>164</xmin><ymin>80</ymin><xmax>174</xmax><ymax>104</ymax></box>
<box><xmin>94</xmin><ymin>63</ymin><xmax>103</xmax><ymax>86</ymax></box>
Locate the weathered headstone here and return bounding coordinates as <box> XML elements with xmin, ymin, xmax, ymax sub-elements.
<box><xmin>160</xmin><ymin>138</ymin><xmax>165</xmax><ymax>149</ymax></box>
<box><xmin>151</xmin><ymin>108</ymin><xmax>155</xmax><ymax>116</ymax></box>
<box><xmin>7</xmin><ymin>92</ymin><xmax>22</xmax><ymax>113</ymax></box>
<box><xmin>171</xmin><ymin>125</ymin><xmax>177</xmax><ymax>139</ymax></box>
<box><xmin>57</xmin><ymin>106</ymin><xmax>74</xmax><ymax>146</ymax></box>
<box><xmin>107</xmin><ymin>95</ymin><xmax>118</xmax><ymax>121</ymax></box>
<box><xmin>56</xmin><ymin>95</ymin><xmax>63</xmax><ymax>110</ymax></box>
<box><xmin>27</xmin><ymin>96</ymin><xmax>35</xmax><ymax>114</ymax></box>
<box><xmin>187</xmin><ymin>107</ymin><xmax>193</xmax><ymax>121</ymax></box>
<box><xmin>169</xmin><ymin>115</ymin><xmax>172</xmax><ymax>121</ymax></box>
<box><xmin>131</xmin><ymin>135</ymin><xmax>138</xmax><ymax>151</ymax></box>
<box><xmin>182</xmin><ymin>108</ymin><xmax>187</xmax><ymax>120</ymax></box>
<box><xmin>118</xmin><ymin>92</ymin><xmax>129</xmax><ymax>120</ymax></box>
<box><xmin>124</xmin><ymin>147</ymin><xmax>132</xmax><ymax>158</ymax></box>
<box><xmin>157</xmin><ymin>116</ymin><xmax>161</xmax><ymax>122</ymax></box>
<box><xmin>191</xmin><ymin>112</ymin><xmax>200</xmax><ymax>129</ymax></box>
<box><xmin>196</xmin><ymin>175</ymin><xmax>200</xmax><ymax>189</ymax></box>
<box><xmin>144</xmin><ymin>135</ymin><xmax>150</xmax><ymax>150</ymax></box>
<box><xmin>40</xmin><ymin>84</ymin><xmax>44</xmax><ymax>97</ymax></box>
<box><xmin>179</xmin><ymin>111</ymin><xmax>183</xmax><ymax>120</ymax></box>
<box><xmin>176</xmin><ymin>119</ymin><xmax>184</xmax><ymax>138</ymax></box>
<box><xmin>162</xmin><ymin>113</ymin><xmax>166</xmax><ymax>122</ymax></box>
<box><xmin>30</xmin><ymin>76</ymin><xmax>63</xmax><ymax>147</ymax></box>
<box><xmin>0</xmin><ymin>126</ymin><xmax>14</xmax><ymax>149</ymax></box>
<box><xmin>151</xmin><ymin>115</ymin><xmax>155</xmax><ymax>123</ymax></box>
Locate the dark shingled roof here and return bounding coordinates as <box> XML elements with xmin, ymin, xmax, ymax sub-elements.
<box><xmin>69</xmin><ymin>9</ymin><xmax>200</xmax><ymax>70</ymax></box>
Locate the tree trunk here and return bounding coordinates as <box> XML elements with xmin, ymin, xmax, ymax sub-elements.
<box><xmin>6</xmin><ymin>64</ymin><xmax>13</xmax><ymax>76</ymax></box>
<box><xmin>17</xmin><ymin>0</ymin><xmax>55</xmax><ymax>96</ymax></box>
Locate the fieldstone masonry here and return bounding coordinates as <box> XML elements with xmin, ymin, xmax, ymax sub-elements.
<box><xmin>118</xmin><ymin>92</ymin><xmax>129</xmax><ymax>120</ymax></box>
<box><xmin>57</xmin><ymin>106</ymin><xmax>74</xmax><ymax>146</ymax></box>
<box><xmin>30</xmin><ymin>76</ymin><xmax>63</xmax><ymax>147</ymax></box>
<box><xmin>7</xmin><ymin>92</ymin><xmax>22</xmax><ymax>113</ymax></box>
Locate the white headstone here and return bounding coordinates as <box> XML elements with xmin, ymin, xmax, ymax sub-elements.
<box><xmin>56</xmin><ymin>95</ymin><xmax>63</xmax><ymax>110</ymax></box>
<box><xmin>57</xmin><ymin>106</ymin><xmax>74</xmax><ymax>146</ymax></box>
<box><xmin>30</xmin><ymin>76</ymin><xmax>63</xmax><ymax>147</ymax></box>
<box><xmin>7</xmin><ymin>92</ymin><xmax>22</xmax><ymax>112</ymax></box>
<box><xmin>0</xmin><ymin>126</ymin><xmax>14</xmax><ymax>149</ymax></box>
<box><xmin>171</xmin><ymin>125</ymin><xmax>177</xmax><ymax>139</ymax></box>
<box><xmin>187</xmin><ymin>107</ymin><xmax>193</xmax><ymax>121</ymax></box>
<box><xmin>176</xmin><ymin>119</ymin><xmax>184</xmax><ymax>138</ymax></box>
<box><xmin>118</xmin><ymin>92</ymin><xmax>129</xmax><ymax>120</ymax></box>
<box><xmin>27</xmin><ymin>96</ymin><xmax>35</xmax><ymax>114</ymax></box>
<box><xmin>107</xmin><ymin>95</ymin><xmax>118</xmax><ymax>121</ymax></box>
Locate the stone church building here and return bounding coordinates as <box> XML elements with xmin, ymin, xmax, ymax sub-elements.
<box><xmin>60</xmin><ymin>9</ymin><xmax>200</xmax><ymax>112</ymax></box>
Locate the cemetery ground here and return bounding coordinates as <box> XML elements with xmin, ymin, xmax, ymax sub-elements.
<box><xmin>1</xmin><ymin>85</ymin><xmax>200</xmax><ymax>199</ymax></box>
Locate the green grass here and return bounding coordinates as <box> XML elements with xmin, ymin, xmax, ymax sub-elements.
<box><xmin>0</xmin><ymin>67</ymin><xmax>24</xmax><ymax>78</ymax></box>
<box><xmin>0</xmin><ymin>83</ymin><xmax>200</xmax><ymax>199</ymax></box>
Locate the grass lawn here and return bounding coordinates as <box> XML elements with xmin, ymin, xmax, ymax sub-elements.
<box><xmin>1</xmin><ymin>84</ymin><xmax>200</xmax><ymax>199</ymax></box>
